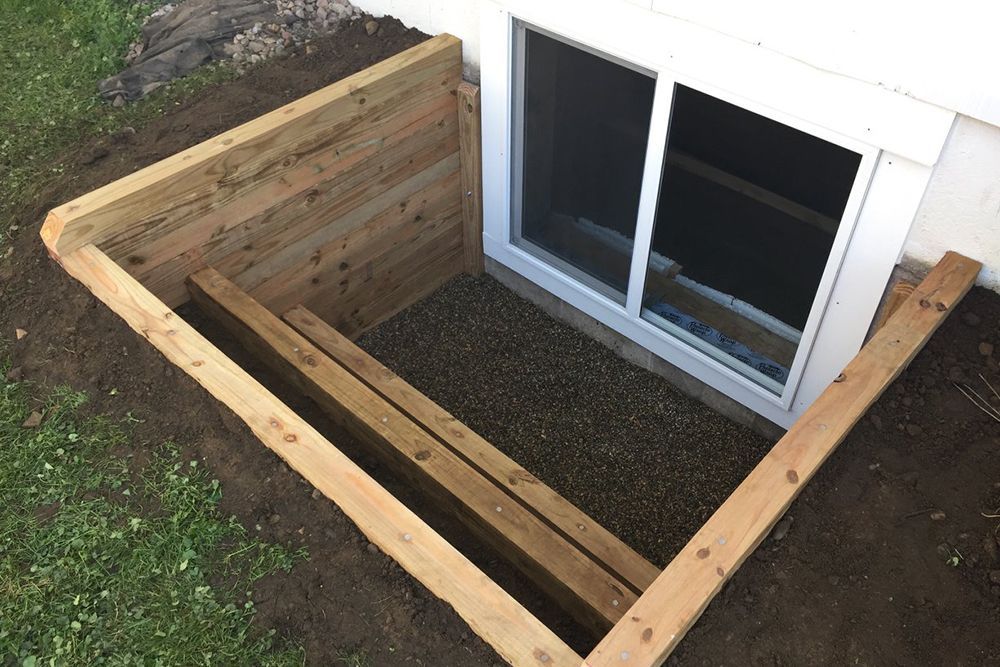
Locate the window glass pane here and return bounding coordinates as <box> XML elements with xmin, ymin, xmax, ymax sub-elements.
<box><xmin>515</xmin><ymin>27</ymin><xmax>655</xmax><ymax>302</ymax></box>
<box><xmin>642</xmin><ymin>84</ymin><xmax>862</xmax><ymax>392</ymax></box>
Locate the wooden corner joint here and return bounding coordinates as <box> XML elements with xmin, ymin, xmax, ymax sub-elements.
<box><xmin>40</xmin><ymin>211</ymin><xmax>67</xmax><ymax>262</ymax></box>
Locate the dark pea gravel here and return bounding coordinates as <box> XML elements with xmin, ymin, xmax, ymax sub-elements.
<box><xmin>357</xmin><ymin>274</ymin><xmax>773</xmax><ymax>566</ymax></box>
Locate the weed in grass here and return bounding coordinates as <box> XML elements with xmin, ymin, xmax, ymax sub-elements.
<box><xmin>0</xmin><ymin>362</ymin><xmax>306</xmax><ymax>665</ymax></box>
<box><xmin>336</xmin><ymin>647</ymin><xmax>373</xmax><ymax>667</ymax></box>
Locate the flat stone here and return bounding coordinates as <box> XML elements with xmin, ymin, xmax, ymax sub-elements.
<box><xmin>21</xmin><ymin>411</ymin><xmax>43</xmax><ymax>429</ymax></box>
<box><xmin>365</xmin><ymin>19</ymin><xmax>379</xmax><ymax>35</ymax></box>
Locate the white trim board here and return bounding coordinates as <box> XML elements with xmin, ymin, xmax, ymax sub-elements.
<box><xmin>480</xmin><ymin>3</ymin><xmax>943</xmax><ymax>427</ymax></box>
<box><xmin>484</xmin><ymin>0</ymin><xmax>954</xmax><ymax>166</ymax></box>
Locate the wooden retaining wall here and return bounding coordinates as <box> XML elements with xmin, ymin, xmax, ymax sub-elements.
<box><xmin>43</xmin><ymin>34</ymin><xmax>472</xmax><ymax>338</ymax></box>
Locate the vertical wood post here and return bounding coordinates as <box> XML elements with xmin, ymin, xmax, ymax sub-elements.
<box><xmin>458</xmin><ymin>82</ymin><xmax>485</xmax><ymax>276</ymax></box>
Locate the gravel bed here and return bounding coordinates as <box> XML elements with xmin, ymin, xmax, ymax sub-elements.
<box><xmin>357</xmin><ymin>274</ymin><xmax>774</xmax><ymax>566</ymax></box>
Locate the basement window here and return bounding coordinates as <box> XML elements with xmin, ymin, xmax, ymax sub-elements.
<box><xmin>640</xmin><ymin>84</ymin><xmax>861</xmax><ymax>393</ymax></box>
<box><xmin>508</xmin><ymin>20</ymin><xmax>871</xmax><ymax>403</ymax></box>
<box><xmin>514</xmin><ymin>28</ymin><xmax>655</xmax><ymax>304</ymax></box>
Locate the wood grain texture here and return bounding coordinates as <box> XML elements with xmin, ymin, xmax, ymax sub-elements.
<box><xmin>41</xmin><ymin>35</ymin><xmax>462</xmax><ymax>261</ymax></box>
<box><xmin>876</xmin><ymin>280</ymin><xmax>917</xmax><ymax>331</ymax></box>
<box><xmin>284</xmin><ymin>304</ymin><xmax>661</xmax><ymax>592</ymax></box>
<box><xmin>188</xmin><ymin>267</ymin><xmax>638</xmax><ymax>633</ymax></box>
<box><xmin>130</xmin><ymin>98</ymin><xmax>461</xmax><ymax>307</ymax></box>
<box><xmin>57</xmin><ymin>244</ymin><xmax>581</xmax><ymax>667</ymax></box>
<box><xmin>586</xmin><ymin>251</ymin><xmax>982</xmax><ymax>667</ymax></box>
<box><xmin>457</xmin><ymin>82</ymin><xmax>484</xmax><ymax>276</ymax></box>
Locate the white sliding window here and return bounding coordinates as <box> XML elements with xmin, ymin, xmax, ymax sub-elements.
<box><xmin>482</xmin><ymin>5</ymin><xmax>952</xmax><ymax>427</ymax></box>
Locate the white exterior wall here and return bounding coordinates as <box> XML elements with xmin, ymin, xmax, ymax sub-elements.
<box><xmin>353</xmin><ymin>0</ymin><xmax>1000</xmax><ymax>289</ymax></box>
<box><xmin>905</xmin><ymin>116</ymin><xmax>1000</xmax><ymax>290</ymax></box>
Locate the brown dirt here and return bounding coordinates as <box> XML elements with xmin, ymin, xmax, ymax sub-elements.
<box><xmin>2</xmin><ymin>11</ymin><xmax>999</xmax><ymax>665</ymax></box>
<box><xmin>672</xmin><ymin>286</ymin><xmax>1000</xmax><ymax>665</ymax></box>
<box><xmin>0</xmin><ymin>18</ymin><xmax>503</xmax><ymax>667</ymax></box>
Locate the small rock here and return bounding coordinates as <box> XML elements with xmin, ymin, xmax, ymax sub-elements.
<box><xmin>990</xmin><ymin>570</ymin><xmax>1000</xmax><ymax>585</ymax></box>
<box><xmin>827</xmin><ymin>575</ymin><xmax>840</xmax><ymax>586</ymax></box>
<box><xmin>980</xmin><ymin>342</ymin><xmax>995</xmax><ymax>357</ymax></box>
<box><xmin>771</xmin><ymin>515</ymin><xmax>794</xmax><ymax>542</ymax></box>
<box><xmin>248</xmin><ymin>40</ymin><xmax>267</xmax><ymax>54</ymax></box>
<box><xmin>870</xmin><ymin>413</ymin><xmax>883</xmax><ymax>430</ymax></box>
<box><xmin>905</xmin><ymin>423</ymin><xmax>923</xmax><ymax>437</ymax></box>
<box><xmin>5</xmin><ymin>366</ymin><xmax>23</xmax><ymax>382</ymax></box>
<box><xmin>112</xmin><ymin>94</ymin><xmax>126</xmax><ymax>108</ymax></box>
<box><xmin>929</xmin><ymin>510</ymin><xmax>946</xmax><ymax>521</ymax></box>
<box><xmin>311</xmin><ymin>488</ymin><xmax>322</xmax><ymax>500</ymax></box>
<box><xmin>14</xmin><ymin>328</ymin><xmax>27</xmax><ymax>340</ymax></box>
<box><xmin>365</xmin><ymin>19</ymin><xmax>379</xmax><ymax>35</ymax></box>
<box><xmin>366</xmin><ymin>542</ymin><xmax>379</xmax><ymax>554</ymax></box>
<box><xmin>961</xmin><ymin>312</ymin><xmax>981</xmax><ymax>327</ymax></box>
<box><xmin>21</xmin><ymin>411</ymin><xmax>43</xmax><ymax>429</ymax></box>
<box><xmin>267</xmin><ymin>513</ymin><xmax>281</xmax><ymax>525</ymax></box>
<box><xmin>306</xmin><ymin>44</ymin><xmax>318</xmax><ymax>54</ymax></box>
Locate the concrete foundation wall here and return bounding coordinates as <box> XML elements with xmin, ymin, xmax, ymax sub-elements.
<box><xmin>903</xmin><ymin>115</ymin><xmax>1000</xmax><ymax>291</ymax></box>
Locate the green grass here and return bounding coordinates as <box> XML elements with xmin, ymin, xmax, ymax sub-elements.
<box><xmin>0</xmin><ymin>362</ymin><xmax>307</xmax><ymax>666</ymax></box>
<box><xmin>0</xmin><ymin>0</ymin><xmax>235</xmax><ymax>252</ymax></box>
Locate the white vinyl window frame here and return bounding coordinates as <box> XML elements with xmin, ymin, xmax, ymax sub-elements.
<box><xmin>480</xmin><ymin>0</ymin><xmax>955</xmax><ymax>427</ymax></box>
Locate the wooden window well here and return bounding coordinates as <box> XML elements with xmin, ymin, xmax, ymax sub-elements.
<box><xmin>41</xmin><ymin>35</ymin><xmax>981</xmax><ymax>666</ymax></box>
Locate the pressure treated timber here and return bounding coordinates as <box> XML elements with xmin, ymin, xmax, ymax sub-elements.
<box><xmin>283</xmin><ymin>304</ymin><xmax>661</xmax><ymax>592</ymax></box>
<box><xmin>135</xmin><ymin>104</ymin><xmax>462</xmax><ymax>308</ymax></box>
<box><xmin>585</xmin><ymin>251</ymin><xmax>981</xmax><ymax>667</ymax></box>
<box><xmin>239</xmin><ymin>163</ymin><xmax>467</xmax><ymax>336</ymax></box>
<box><xmin>55</xmin><ymin>244</ymin><xmax>580</xmax><ymax>667</ymax></box>
<box><xmin>187</xmin><ymin>267</ymin><xmax>639</xmax><ymax>633</ymax></box>
<box><xmin>43</xmin><ymin>35</ymin><xmax>461</xmax><ymax>264</ymax></box>
<box><xmin>302</xmin><ymin>211</ymin><xmax>465</xmax><ymax>339</ymax></box>
<box><xmin>458</xmin><ymin>82</ymin><xmax>485</xmax><ymax>276</ymax></box>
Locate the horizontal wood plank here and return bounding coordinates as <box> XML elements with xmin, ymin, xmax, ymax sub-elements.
<box><xmin>284</xmin><ymin>304</ymin><xmax>661</xmax><ymax>593</ymax></box>
<box><xmin>585</xmin><ymin>251</ymin><xmax>982</xmax><ymax>666</ymax></box>
<box><xmin>247</xmin><ymin>168</ymin><xmax>462</xmax><ymax>314</ymax></box>
<box><xmin>303</xmin><ymin>210</ymin><xmax>465</xmax><ymax>338</ymax></box>
<box><xmin>41</xmin><ymin>35</ymin><xmax>462</xmax><ymax>260</ymax></box>
<box><xmin>57</xmin><ymin>244</ymin><xmax>581</xmax><ymax>667</ymax></box>
<box><xmin>188</xmin><ymin>267</ymin><xmax>639</xmax><ymax>633</ymax></box>
<box><xmin>127</xmin><ymin>96</ymin><xmax>461</xmax><ymax>308</ymax></box>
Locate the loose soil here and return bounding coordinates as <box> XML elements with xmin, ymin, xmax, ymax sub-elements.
<box><xmin>2</xmin><ymin>12</ymin><xmax>999</xmax><ymax>666</ymax></box>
